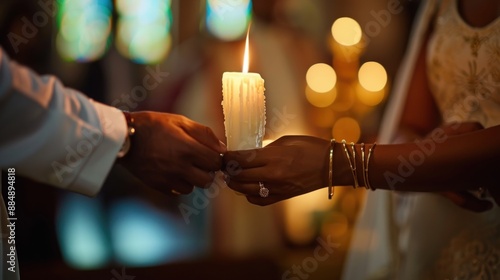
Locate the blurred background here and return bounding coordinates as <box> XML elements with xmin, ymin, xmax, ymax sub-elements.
<box><xmin>1</xmin><ymin>0</ymin><xmax>420</xmax><ymax>279</ymax></box>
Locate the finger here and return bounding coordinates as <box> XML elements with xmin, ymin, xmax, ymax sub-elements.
<box><xmin>196</xmin><ymin>148</ymin><xmax>223</xmax><ymax>171</ymax></box>
<box><xmin>184</xmin><ymin>121</ymin><xmax>226</xmax><ymax>154</ymax></box>
<box><xmin>172</xmin><ymin>187</ymin><xmax>194</xmax><ymax>195</ymax></box>
<box><xmin>226</xmin><ymin>166</ymin><xmax>279</xmax><ymax>182</ymax></box>
<box><xmin>223</xmin><ymin>148</ymin><xmax>269</xmax><ymax>168</ymax></box>
<box><xmin>184</xmin><ymin>137</ymin><xmax>223</xmax><ymax>171</ymax></box>
<box><xmin>440</xmin><ymin>191</ymin><xmax>493</xmax><ymax>212</ymax></box>
<box><xmin>227</xmin><ymin>181</ymin><xmax>267</xmax><ymax>196</ymax></box>
<box><xmin>157</xmin><ymin>178</ymin><xmax>194</xmax><ymax>196</ymax></box>
<box><xmin>184</xmin><ymin>168</ymin><xmax>218</xmax><ymax>188</ymax></box>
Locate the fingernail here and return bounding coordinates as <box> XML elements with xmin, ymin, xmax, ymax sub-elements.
<box><xmin>219</xmin><ymin>140</ymin><xmax>227</xmax><ymax>151</ymax></box>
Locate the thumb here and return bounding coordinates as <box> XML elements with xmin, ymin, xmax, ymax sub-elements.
<box><xmin>439</xmin><ymin>191</ymin><xmax>493</xmax><ymax>212</ymax></box>
<box><xmin>186</xmin><ymin>122</ymin><xmax>226</xmax><ymax>154</ymax></box>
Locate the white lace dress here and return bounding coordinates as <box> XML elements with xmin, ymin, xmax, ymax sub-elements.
<box><xmin>342</xmin><ymin>0</ymin><xmax>500</xmax><ymax>279</ymax></box>
<box><xmin>398</xmin><ymin>0</ymin><xmax>500</xmax><ymax>279</ymax></box>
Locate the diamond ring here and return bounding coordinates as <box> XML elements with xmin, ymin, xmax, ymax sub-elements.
<box><xmin>259</xmin><ymin>182</ymin><xmax>269</xmax><ymax>198</ymax></box>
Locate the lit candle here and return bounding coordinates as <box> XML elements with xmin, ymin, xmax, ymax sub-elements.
<box><xmin>222</xmin><ymin>29</ymin><xmax>266</xmax><ymax>150</ymax></box>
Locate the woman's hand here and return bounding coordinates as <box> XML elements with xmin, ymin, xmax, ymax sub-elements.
<box><xmin>431</xmin><ymin>122</ymin><xmax>494</xmax><ymax>212</ymax></box>
<box><xmin>223</xmin><ymin>135</ymin><xmax>330</xmax><ymax>206</ymax></box>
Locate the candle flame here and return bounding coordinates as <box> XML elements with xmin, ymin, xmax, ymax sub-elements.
<box><xmin>242</xmin><ymin>27</ymin><xmax>250</xmax><ymax>73</ymax></box>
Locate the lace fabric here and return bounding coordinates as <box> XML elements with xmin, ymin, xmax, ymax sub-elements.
<box><xmin>421</xmin><ymin>0</ymin><xmax>500</xmax><ymax>278</ymax></box>
<box><xmin>428</xmin><ymin>221</ymin><xmax>500</xmax><ymax>280</ymax></box>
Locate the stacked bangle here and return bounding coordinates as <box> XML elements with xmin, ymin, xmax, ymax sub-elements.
<box><xmin>332</xmin><ymin>140</ymin><xmax>377</xmax><ymax>193</ymax></box>
<box><xmin>328</xmin><ymin>139</ymin><xmax>335</xmax><ymax>199</ymax></box>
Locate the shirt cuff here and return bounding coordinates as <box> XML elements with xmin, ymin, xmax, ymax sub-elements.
<box><xmin>69</xmin><ymin>101</ymin><xmax>127</xmax><ymax>196</ymax></box>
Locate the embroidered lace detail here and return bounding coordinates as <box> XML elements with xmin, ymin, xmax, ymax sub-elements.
<box><xmin>427</xmin><ymin>0</ymin><xmax>500</xmax><ymax>128</ymax></box>
<box><xmin>428</xmin><ymin>222</ymin><xmax>500</xmax><ymax>280</ymax></box>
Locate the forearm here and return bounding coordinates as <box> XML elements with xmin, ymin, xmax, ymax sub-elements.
<box><xmin>332</xmin><ymin>125</ymin><xmax>500</xmax><ymax>192</ymax></box>
<box><xmin>0</xmin><ymin>48</ymin><xmax>127</xmax><ymax>195</ymax></box>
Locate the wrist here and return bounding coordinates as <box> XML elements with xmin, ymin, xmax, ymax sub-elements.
<box><xmin>116</xmin><ymin>111</ymin><xmax>136</xmax><ymax>159</ymax></box>
<box><xmin>333</xmin><ymin>142</ymin><xmax>377</xmax><ymax>189</ymax></box>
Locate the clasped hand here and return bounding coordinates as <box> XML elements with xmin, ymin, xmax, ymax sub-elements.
<box><xmin>119</xmin><ymin>112</ymin><xmax>226</xmax><ymax>196</ymax></box>
<box><xmin>222</xmin><ymin>136</ymin><xmax>331</xmax><ymax>206</ymax></box>
<box><xmin>120</xmin><ymin>114</ymin><xmax>497</xmax><ymax>213</ymax></box>
<box><xmin>222</xmin><ymin>126</ymin><xmax>500</xmax><ymax>212</ymax></box>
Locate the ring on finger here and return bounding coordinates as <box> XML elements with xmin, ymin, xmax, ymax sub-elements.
<box><xmin>259</xmin><ymin>182</ymin><xmax>269</xmax><ymax>198</ymax></box>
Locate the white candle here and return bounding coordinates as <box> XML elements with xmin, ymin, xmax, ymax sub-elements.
<box><xmin>222</xmin><ymin>29</ymin><xmax>266</xmax><ymax>150</ymax></box>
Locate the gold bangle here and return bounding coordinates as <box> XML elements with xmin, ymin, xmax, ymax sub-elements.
<box><xmin>342</xmin><ymin>140</ymin><xmax>359</xmax><ymax>189</ymax></box>
<box><xmin>361</xmin><ymin>143</ymin><xmax>370</xmax><ymax>189</ymax></box>
<box><xmin>328</xmin><ymin>139</ymin><xmax>335</xmax><ymax>199</ymax></box>
<box><xmin>365</xmin><ymin>143</ymin><xmax>377</xmax><ymax>190</ymax></box>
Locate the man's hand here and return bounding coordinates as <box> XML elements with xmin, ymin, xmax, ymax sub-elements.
<box><xmin>119</xmin><ymin>112</ymin><xmax>226</xmax><ymax>196</ymax></box>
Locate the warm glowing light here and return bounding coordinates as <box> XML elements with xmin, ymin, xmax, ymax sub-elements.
<box><xmin>262</xmin><ymin>139</ymin><xmax>274</xmax><ymax>147</ymax></box>
<box><xmin>331</xmin><ymin>17</ymin><xmax>362</xmax><ymax>46</ymax></box>
<box><xmin>206</xmin><ymin>0</ymin><xmax>252</xmax><ymax>41</ymax></box>
<box><xmin>242</xmin><ymin>28</ymin><xmax>250</xmax><ymax>73</ymax></box>
<box><xmin>284</xmin><ymin>189</ymin><xmax>333</xmax><ymax>245</ymax></box>
<box><xmin>305</xmin><ymin>85</ymin><xmax>337</xmax><ymax>108</ymax></box>
<box><xmin>306</xmin><ymin>63</ymin><xmax>337</xmax><ymax>93</ymax></box>
<box><xmin>332</xmin><ymin>117</ymin><xmax>360</xmax><ymax>143</ymax></box>
<box><xmin>321</xmin><ymin>212</ymin><xmax>349</xmax><ymax>239</ymax></box>
<box><xmin>358</xmin><ymin>61</ymin><xmax>387</xmax><ymax>92</ymax></box>
<box><xmin>356</xmin><ymin>82</ymin><xmax>386</xmax><ymax>106</ymax></box>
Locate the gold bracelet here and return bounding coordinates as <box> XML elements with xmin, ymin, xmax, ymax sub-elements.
<box><xmin>365</xmin><ymin>143</ymin><xmax>376</xmax><ymax>190</ymax></box>
<box><xmin>361</xmin><ymin>143</ymin><xmax>370</xmax><ymax>189</ymax></box>
<box><xmin>328</xmin><ymin>139</ymin><xmax>335</xmax><ymax>199</ymax></box>
<box><xmin>342</xmin><ymin>140</ymin><xmax>359</xmax><ymax>189</ymax></box>
<box><xmin>117</xmin><ymin>111</ymin><xmax>136</xmax><ymax>159</ymax></box>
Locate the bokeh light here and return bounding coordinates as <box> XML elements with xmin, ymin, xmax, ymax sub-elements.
<box><xmin>305</xmin><ymin>85</ymin><xmax>337</xmax><ymax>108</ymax></box>
<box><xmin>358</xmin><ymin>61</ymin><xmax>387</xmax><ymax>92</ymax></box>
<box><xmin>116</xmin><ymin>0</ymin><xmax>172</xmax><ymax>64</ymax></box>
<box><xmin>206</xmin><ymin>0</ymin><xmax>252</xmax><ymax>41</ymax></box>
<box><xmin>356</xmin><ymin>82</ymin><xmax>386</xmax><ymax>106</ymax></box>
<box><xmin>331</xmin><ymin>17</ymin><xmax>362</xmax><ymax>46</ymax></box>
<box><xmin>306</xmin><ymin>63</ymin><xmax>337</xmax><ymax>93</ymax></box>
<box><xmin>332</xmin><ymin>117</ymin><xmax>360</xmax><ymax>142</ymax></box>
<box><xmin>56</xmin><ymin>0</ymin><xmax>112</xmax><ymax>62</ymax></box>
<box><xmin>109</xmin><ymin>198</ymin><xmax>200</xmax><ymax>266</ymax></box>
<box><xmin>284</xmin><ymin>189</ymin><xmax>334</xmax><ymax>245</ymax></box>
<box><xmin>321</xmin><ymin>212</ymin><xmax>349</xmax><ymax>239</ymax></box>
<box><xmin>56</xmin><ymin>194</ymin><xmax>111</xmax><ymax>269</ymax></box>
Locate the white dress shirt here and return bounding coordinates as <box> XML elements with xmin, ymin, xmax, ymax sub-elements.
<box><xmin>0</xmin><ymin>48</ymin><xmax>127</xmax><ymax>194</ymax></box>
<box><xmin>0</xmin><ymin>47</ymin><xmax>127</xmax><ymax>279</ymax></box>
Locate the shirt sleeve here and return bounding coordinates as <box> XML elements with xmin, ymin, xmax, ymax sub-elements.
<box><xmin>0</xmin><ymin>48</ymin><xmax>127</xmax><ymax>196</ymax></box>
